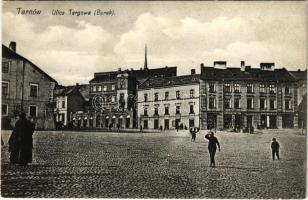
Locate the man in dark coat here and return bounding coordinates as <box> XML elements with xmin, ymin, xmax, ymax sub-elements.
<box><xmin>205</xmin><ymin>131</ymin><xmax>221</xmax><ymax>167</ymax></box>
<box><xmin>271</xmin><ymin>138</ymin><xmax>280</xmax><ymax>160</ymax></box>
<box><xmin>9</xmin><ymin>113</ymin><xmax>35</xmax><ymax>166</ymax></box>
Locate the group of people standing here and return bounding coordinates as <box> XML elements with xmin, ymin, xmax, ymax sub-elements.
<box><xmin>8</xmin><ymin>113</ymin><xmax>35</xmax><ymax>166</ymax></box>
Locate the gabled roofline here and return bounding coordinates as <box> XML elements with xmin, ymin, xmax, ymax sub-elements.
<box><xmin>2</xmin><ymin>44</ymin><xmax>58</xmax><ymax>84</ymax></box>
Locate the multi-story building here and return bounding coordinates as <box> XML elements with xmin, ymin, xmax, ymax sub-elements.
<box><xmin>289</xmin><ymin>69</ymin><xmax>307</xmax><ymax>128</ymax></box>
<box><xmin>81</xmin><ymin>66</ymin><xmax>177</xmax><ymax>129</ymax></box>
<box><xmin>2</xmin><ymin>42</ymin><xmax>58</xmax><ymax>129</ymax></box>
<box><xmin>200</xmin><ymin>61</ymin><xmax>298</xmax><ymax>130</ymax></box>
<box><xmin>54</xmin><ymin>84</ymin><xmax>89</xmax><ymax>128</ymax></box>
<box><xmin>70</xmin><ymin>47</ymin><xmax>177</xmax><ymax>129</ymax></box>
<box><xmin>137</xmin><ymin>70</ymin><xmax>199</xmax><ymax>130</ymax></box>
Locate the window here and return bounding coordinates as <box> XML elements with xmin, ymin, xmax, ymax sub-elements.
<box><xmin>120</xmin><ymin>81</ymin><xmax>125</xmax><ymax>89</ymax></box>
<box><xmin>260</xmin><ymin>99</ymin><xmax>266</xmax><ymax>109</ymax></box>
<box><xmin>176</xmin><ymin>106</ymin><xmax>180</xmax><ymax>114</ymax></box>
<box><xmin>144</xmin><ymin>93</ymin><xmax>148</xmax><ymax>102</ymax></box>
<box><xmin>165</xmin><ymin>92</ymin><xmax>169</xmax><ymax>100</ymax></box>
<box><xmin>2</xmin><ymin>104</ymin><xmax>8</xmax><ymax>116</ymax></box>
<box><xmin>112</xmin><ymin>85</ymin><xmax>115</xmax><ymax>90</ymax></box>
<box><xmin>209</xmin><ymin>97</ymin><xmax>216</xmax><ymax>109</ymax></box>
<box><xmin>30</xmin><ymin>83</ymin><xmax>38</xmax><ymax>97</ymax></box>
<box><xmin>62</xmin><ymin>100</ymin><xmax>65</xmax><ymax>108</ymax></box>
<box><xmin>224</xmin><ymin>98</ymin><xmax>231</xmax><ymax>109</ymax></box>
<box><xmin>269</xmin><ymin>84</ymin><xmax>275</xmax><ymax>94</ymax></box>
<box><xmin>247</xmin><ymin>98</ymin><xmax>253</xmax><ymax>109</ymax></box>
<box><xmin>2</xmin><ymin>81</ymin><xmax>9</xmax><ymax>96</ymax></box>
<box><xmin>234</xmin><ymin>98</ymin><xmax>240</xmax><ymax>109</ymax></box>
<box><xmin>29</xmin><ymin>105</ymin><xmax>37</xmax><ymax>117</ymax></box>
<box><xmin>154</xmin><ymin>107</ymin><xmax>159</xmax><ymax>115</ymax></box>
<box><xmin>98</xmin><ymin>86</ymin><xmax>102</xmax><ymax>92</ymax></box>
<box><xmin>285</xmin><ymin>86</ymin><xmax>290</xmax><ymax>95</ymax></box>
<box><xmin>103</xmin><ymin>85</ymin><xmax>107</xmax><ymax>91</ymax></box>
<box><xmin>285</xmin><ymin>100</ymin><xmax>291</xmax><ymax>110</ymax></box>
<box><xmin>260</xmin><ymin>84</ymin><xmax>266</xmax><ymax>93</ymax></box>
<box><xmin>189</xmin><ymin>105</ymin><xmax>194</xmax><ymax>114</ymax></box>
<box><xmin>234</xmin><ymin>84</ymin><xmax>240</xmax><ymax>93</ymax></box>
<box><xmin>2</xmin><ymin>62</ymin><xmax>10</xmax><ymax>73</ymax></box>
<box><xmin>93</xmin><ymin>86</ymin><xmax>97</xmax><ymax>92</ymax></box>
<box><xmin>270</xmin><ymin>99</ymin><xmax>275</xmax><ymax>110</ymax></box>
<box><xmin>190</xmin><ymin>89</ymin><xmax>194</xmax><ymax>98</ymax></box>
<box><xmin>165</xmin><ymin>107</ymin><xmax>169</xmax><ymax>115</ymax></box>
<box><xmin>111</xmin><ymin>95</ymin><xmax>116</xmax><ymax>102</ymax></box>
<box><xmin>224</xmin><ymin>83</ymin><xmax>231</xmax><ymax>93</ymax></box>
<box><xmin>176</xmin><ymin>91</ymin><xmax>180</xmax><ymax>99</ymax></box>
<box><xmin>144</xmin><ymin>108</ymin><xmax>148</xmax><ymax>116</ymax></box>
<box><xmin>247</xmin><ymin>83</ymin><xmax>253</xmax><ymax>93</ymax></box>
<box><xmin>154</xmin><ymin>93</ymin><xmax>159</xmax><ymax>101</ymax></box>
<box><xmin>209</xmin><ymin>83</ymin><xmax>215</xmax><ymax>93</ymax></box>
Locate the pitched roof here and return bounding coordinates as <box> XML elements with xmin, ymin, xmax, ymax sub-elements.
<box><xmin>2</xmin><ymin>44</ymin><xmax>58</xmax><ymax>84</ymax></box>
<box><xmin>54</xmin><ymin>84</ymin><xmax>90</xmax><ymax>101</ymax></box>
<box><xmin>289</xmin><ymin>70</ymin><xmax>307</xmax><ymax>81</ymax></box>
<box><xmin>201</xmin><ymin>66</ymin><xmax>296</xmax><ymax>82</ymax></box>
<box><xmin>89</xmin><ymin>66</ymin><xmax>177</xmax><ymax>83</ymax></box>
<box><xmin>138</xmin><ymin>74</ymin><xmax>200</xmax><ymax>89</ymax></box>
<box><xmin>90</xmin><ymin>71</ymin><xmax>119</xmax><ymax>83</ymax></box>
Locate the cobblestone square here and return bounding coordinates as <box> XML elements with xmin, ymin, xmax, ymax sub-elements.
<box><xmin>1</xmin><ymin>129</ymin><xmax>306</xmax><ymax>198</ymax></box>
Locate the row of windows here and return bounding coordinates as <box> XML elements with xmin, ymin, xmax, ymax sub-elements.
<box><xmin>91</xmin><ymin>84</ymin><xmax>116</xmax><ymax>92</ymax></box>
<box><xmin>143</xmin><ymin>105</ymin><xmax>195</xmax><ymax>116</ymax></box>
<box><xmin>2</xmin><ymin>81</ymin><xmax>39</xmax><ymax>97</ymax></box>
<box><xmin>209</xmin><ymin>83</ymin><xmax>292</xmax><ymax>94</ymax></box>
<box><xmin>2</xmin><ymin>104</ymin><xmax>37</xmax><ymax>117</ymax></box>
<box><xmin>207</xmin><ymin>97</ymin><xmax>292</xmax><ymax>110</ymax></box>
<box><xmin>144</xmin><ymin>89</ymin><xmax>195</xmax><ymax>102</ymax></box>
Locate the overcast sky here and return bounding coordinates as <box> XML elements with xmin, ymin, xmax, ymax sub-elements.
<box><xmin>3</xmin><ymin>1</ymin><xmax>307</xmax><ymax>85</ymax></box>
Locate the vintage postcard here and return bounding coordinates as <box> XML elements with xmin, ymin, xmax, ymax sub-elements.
<box><xmin>1</xmin><ymin>1</ymin><xmax>307</xmax><ymax>198</ymax></box>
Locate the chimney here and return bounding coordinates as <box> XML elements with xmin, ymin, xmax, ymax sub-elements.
<box><xmin>214</xmin><ymin>61</ymin><xmax>227</xmax><ymax>69</ymax></box>
<box><xmin>260</xmin><ymin>63</ymin><xmax>275</xmax><ymax>71</ymax></box>
<box><xmin>191</xmin><ymin>69</ymin><xmax>196</xmax><ymax>75</ymax></box>
<box><xmin>200</xmin><ymin>63</ymin><xmax>204</xmax><ymax>68</ymax></box>
<box><xmin>240</xmin><ymin>61</ymin><xmax>245</xmax><ymax>71</ymax></box>
<box><xmin>118</xmin><ymin>67</ymin><xmax>122</xmax><ymax>72</ymax></box>
<box><xmin>9</xmin><ymin>41</ymin><xmax>16</xmax><ymax>52</ymax></box>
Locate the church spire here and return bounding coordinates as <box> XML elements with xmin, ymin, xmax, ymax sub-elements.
<box><xmin>144</xmin><ymin>44</ymin><xmax>148</xmax><ymax>70</ymax></box>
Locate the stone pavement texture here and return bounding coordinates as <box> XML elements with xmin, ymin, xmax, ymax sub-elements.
<box><xmin>1</xmin><ymin>129</ymin><xmax>306</xmax><ymax>198</ymax></box>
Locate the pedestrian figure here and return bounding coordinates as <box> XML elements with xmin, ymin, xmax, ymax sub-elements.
<box><xmin>190</xmin><ymin>127</ymin><xmax>199</xmax><ymax>142</ymax></box>
<box><xmin>117</xmin><ymin>123</ymin><xmax>120</xmax><ymax>132</ymax></box>
<box><xmin>160</xmin><ymin>125</ymin><xmax>163</xmax><ymax>132</ymax></box>
<box><xmin>271</xmin><ymin>138</ymin><xmax>280</xmax><ymax>160</ymax></box>
<box><xmin>176</xmin><ymin>125</ymin><xmax>179</xmax><ymax>132</ymax></box>
<box><xmin>205</xmin><ymin>131</ymin><xmax>221</xmax><ymax>167</ymax></box>
<box><xmin>140</xmin><ymin>125</ymin><xmax>143</xmax><ymax>133</ymax></box>
<box><xmin>9</xmin><ymin>113</ymin><xmax>35</xmax><ymax>166</ymax></box>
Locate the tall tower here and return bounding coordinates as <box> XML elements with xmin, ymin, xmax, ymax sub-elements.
<box><xmin>144</xmin><ymin>44</ymin><xmax>148</xmax><ymax>70</ymax></box>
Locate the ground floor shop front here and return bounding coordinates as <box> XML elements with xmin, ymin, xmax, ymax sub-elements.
<box><xmin>200</xmin><ymin>111</ymin><xmax>298</xmax><ymax>130</ymax></box>
<box><xmin>70</xmin><ymin>110</ymin><xmax>136</xmax><ymax>129</ymax></box>
<box><xmin>139</xmin><ymin>115</ymin><xmax>200</xmax><ymax>130</ymax></box>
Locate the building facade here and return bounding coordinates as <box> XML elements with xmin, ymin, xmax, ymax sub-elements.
<box><xmin>2</xmin><ymin>42</ymin><xmax>57</xmax><ymax>129</ymax></box>
<box><xmin>137</xmin><ymin>72</ymin><xmax>200</xmax><ymax>130</ymax></box>
<box><xmin>200</xmin><ymin>61</ymin><xmax>298</xmax><ymax>131</ymax></box>
<box><xmin>54</xmin><ymin>84</ymin><xmax>88</xmax><ymax>128</ymax></box>
<box><xmin>290</xmin><ymin>69</ymin><xmax>307</xmax><ymax>128</ymax></box>
<box><xmin>71</xmin><ymin>66</ymin><xmax>177</xmax><ymax>129</ymax></box>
